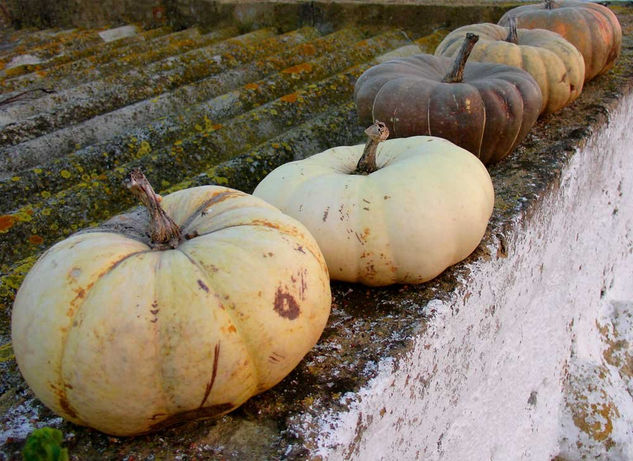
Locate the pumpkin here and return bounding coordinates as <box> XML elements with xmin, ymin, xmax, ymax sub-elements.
<box><xmin>354</xmin><ymin>34</ymin><xmax>543</xmax><ymax>165</ymax></box>
<box><xmin>11</xmin><ymin>170</ymin><xmax>331</xmax><ymax>436</ymax></box>
<box><xmin>253</xmin><ymin>121</ymin><xmax>495</xmax><ymax>286</ymax></box>
<box><xmin>498</xmin><ymin>0</ymin><xmax>622</xmax><ymax>82</ymax></box>
<box><xmin>435</xmin><ymin>20</ymin><xmax>584</xmax><ymax>114</ymax></box>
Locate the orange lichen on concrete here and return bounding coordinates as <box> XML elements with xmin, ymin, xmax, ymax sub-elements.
<box><xmin>280</xmin><ymin>92</ymin><xmax>299</xmax><ymax>103</ymax></box>
<box><xmin>28</xmin><ymin>235</ymin><xmax>44</xmax><ymax>245</ymax></box>
<box><xmin>298</xmin><ymin>43</ymin><xmax>317</xmax><ymax>56</ymax></box>
<box><xmin>282</xmin><ymin>62</ymin><xmax>313</xmax><ymax>74</ymax></box>
<box><xmin>0</xmin><ymin>216</ymin><xmax>16</xmax><ymax>233</ymax></box>
<box><xmin>244</xmin><ymin>83</ymin><xmax>260</xmax><ymax>90</ymax></box>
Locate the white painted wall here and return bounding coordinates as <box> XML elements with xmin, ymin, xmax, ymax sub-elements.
<box><xmin>300</xmin><ymin>93</ymin><xmax>633</xmax><ymax>460</ymax></box>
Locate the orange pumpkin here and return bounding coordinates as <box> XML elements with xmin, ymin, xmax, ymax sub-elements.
<box><xmin>498</xmin><ymin>0</ymin><xmax>622</xmax><ymax>81</ymax></box>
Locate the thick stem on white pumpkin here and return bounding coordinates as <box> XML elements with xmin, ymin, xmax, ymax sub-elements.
<box><xmin>442</xmin><ymin>33</ymin><xmax>479</xmax><ymax>83</ymax></box>
<box><xmin>544</xmin><ymin>0</ymin><xmax>555</xmax><ymax>10</ymax></box>
<box><xmin>354</xmin><ymin>121</ymin><xmax>390</xmax><ymax>175</ymax></box>
<box><xmin>505</xmin><ymin>17</ymin><xmax>519</xmax><ymax>44</ymax></box>
<box><xmin>125</xmin><ymin>168</ymin><xmax>182</xmax><ymax>249</ymax></box>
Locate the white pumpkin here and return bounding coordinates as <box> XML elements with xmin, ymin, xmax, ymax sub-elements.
<box><xmin>11</xmin><ymin>171</ymin><xmax>331</xmax><ymax>436</ymax></box>
<box><xmin>254</xmin><ymin>125</ymin><xmax>495</xmax><ymax>286</ymax></box>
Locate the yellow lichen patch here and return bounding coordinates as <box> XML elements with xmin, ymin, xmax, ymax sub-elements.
<box><xmin>11</xmin><ymin>207</ymin><xmax>33</xmax><ymax>224</ymax></box>
<box><xmin>566</xmin><ymin>362</ymin><xmax>620</xmax><ymax>449</ymax></box>
<box><xmin>0</xmin><ymin>343</ymin><xmax>14</xmax><ymax>363</ymax></box>
<box><xmin>135</xmin><ymin>140</ymin><xmax>151</xmax><ymax>159</ymax></box>
<box><xmin>572</xmin><ymin>399</ymin><xmax>619</xmax><ymax>444</ymax></box>
<box><xmin>60</xmin><ymin>170</ymin><xmax>72</xmax><ymax>179</ymax></box>
<box><xmin>0</xmin><ymin>256</ymin><xmax>37</xmax><ymax>308</ymax></box>
<box><xmin>597</xmin><ymin>320</ymin><xmax>633</xmax><ymax>379</ymax></box>
<box><xmin>415</xmin><ymin>28</ymin><xmax>450</xmax><ymax>53</ymax></box>
<box><xmin>282</xmin><ymin>62</ymin><xmax>313</xmax><ymax>75</ymax></box>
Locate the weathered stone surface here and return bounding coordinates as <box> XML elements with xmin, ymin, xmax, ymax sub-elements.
<box><xmin>0</xmin><ymin>28</ymin><xmax>406</xmax><ymax>208</ymax></box>
<box><xmin>1</xmin><ymin>3</ymin><xmax>632</xmax><ymax>460</ymax></box>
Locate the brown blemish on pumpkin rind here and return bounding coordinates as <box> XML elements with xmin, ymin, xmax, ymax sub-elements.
<box><xmin>273</xmin><ymin>287</ymin><xmax>300</xmax><ymax>320</ymax></box>
<box><xmin>268</xmin><ymin>351</ymin><xmax>285</xmax><ymax>363</ymax></box>
<box><xmin>197</xmin><ymin>190</ymin><xmax>246</xmax><ymax>217</ymax></box>
<box><xmin>59</xmin><ymin>395</ymin><xmax>79</xmax><ymax>419</ymax></box>
<box><xmin>197</xmin><ymin>279</ymin><xmax>210</xmax><ymax>292</ymax></box>
<box><xmin>50</xmin><ymin>383</ymin><xmax>79</xmax><ymax>419</ymax></box>
<box><xmin>199</xmin><ymin>342</ymin><xmax>221</xmax><ymax>408</ymax></box>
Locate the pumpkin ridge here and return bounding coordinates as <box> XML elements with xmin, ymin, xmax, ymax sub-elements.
<box><xmin>177</xmin><ymin>189</ymin><xmax>246</xmax><ymax>233</ymax></box>
<box><xmin>360</xmin><ymin>175</ymin><xmax>397</xmax><ymax>284</ymax></box>
<box><xmin>57</xmin><ymin>247</ymin><xmax>152</xmax><ymax>423</ymax></box>
<box><xmin>84</xmin><ymin>228</ymin><xmax>150</xmax><ymax>246</ymax></box>
<box><xmin>175</xmin><ymin>244</ymin><xmax>265</xmax><ymax>391</ymax></box>
<box><xmin>188</xmin><ymin>220</ymin><xmax>323</xmax><ymax>264</ymax></box>
<box><xmin>467</xmin><ymin>82</ymin><xmax>487</xmax><ymax>158</ymax></box>
<box><xmin>503</xmin><ymin>80</ymin><xmax>525</xmax><ymax>157</ymax></box>
<box><xmin>150</xmin><ymin>251</ymin><xmax>171</xmax><ymax>424</ymax></box>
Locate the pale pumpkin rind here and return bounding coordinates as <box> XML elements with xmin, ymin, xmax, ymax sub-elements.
<box><xmin>253</xmin><ymin>136</ymin><xmax>494</xmax><ymax>286</ymax></box>
<box><xmin>498</xmin><ymin>0</ymin><xmax>622</xmax><ymax>82</ymax></box>
<box><xmin>435</xmin><ymin>23</ymin><xmax>585</xmax><ymax>114</ymax></box>
<box><xmin>11</xmin><ymin>186</ymin><xmax>331</xmax><ymax>436</ymax></box>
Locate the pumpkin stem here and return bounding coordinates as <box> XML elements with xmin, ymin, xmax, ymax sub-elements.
<box><xmin>442</xmin><ymin>33</ymin><xmax>479</xmax><ymax>83</ymax></box>
<box><xmin>544</xmin><ymin>0</ymin><xmax>555</xmax><ymax>10</ymax></box>
<box><xmin>354</xmin><ymin>121</ymin><xmax>390</xmax><ymax>175</ymax></box>
<box><xmin>505</xmin><ymin>17</ymin><xmax>519</xmax><ymax>44</ymax></box>
<box><xmin>125</xmin><ymin>168</ymin><xmax>182</xmax><ymax>249</ymax></box>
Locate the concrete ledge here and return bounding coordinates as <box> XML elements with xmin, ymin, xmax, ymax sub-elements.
<box><xmin>299</xmin><ymin>90</ymin><xmax>633</xmax><ymax>460</ymax></box>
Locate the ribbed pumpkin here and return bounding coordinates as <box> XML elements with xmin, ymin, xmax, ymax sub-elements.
<box><xmin>498</xmin><ymin>0</ymin><xmax>622</xmax><ymax>82</ymax></box>
<box><xmin>354</xmin><ymin>34</ymin><xmax>542</xmax><ymax>165</ymax></box>
<box><xmin>11</xmin><ymin>170</ymin><xmax>331</xmax><ymax>436</ymax></box>
<box><xmin>435</xmin><ymin>20</ymin><xmax>584</xmax><ymax>114</ymax></box>
<box><xmin>254</xmin><ymin>122</ymin><xmax>495</xmax><ymax>286</ymax></box>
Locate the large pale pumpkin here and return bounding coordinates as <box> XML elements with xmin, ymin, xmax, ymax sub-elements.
<box><xmin>354</xmin><ymin>34</ymin><xmax>542</xmax><ymax>164</ymax></box>
<box><xmin>435</xmin><ymin>22</ymin><xmax>584</xmax><ymax>114</ymax></box>
<box><xmin>253</xmin><ymin>124</ymin><xmax>494</xmax><ymax>286</ymax></box>
<box><xmin>11</xmin><ymin>171</ymin><xmax>331</xmax><ymax>436</ymax></box>
<box><xmin>498</xmin><ymin>0</ymin><xmax>622</xmax><ymax>82</ymax></box>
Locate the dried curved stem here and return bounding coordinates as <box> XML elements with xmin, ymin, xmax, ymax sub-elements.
<box><xmin>442</xmin><ymin>33</ymin><xmax>479</xmax><ymax>83</ymax></box>
<box><xmin>125</xmin><ymin>168</ymin><xmax>182</xmax><ymax>249</ymax></box>
<box><xmin>505</xmin><ymin>17</ymin><xmax>518</xmax><ymax>44</ymax></box>
<box><xmin>544</xmin><ymin>0</ymin><xmax>555</xmax><ymax>10</ymax></box>
<box><xmin>354</xmin><ymin>121</ymin><xmax>390</xmax><ymax>175</ymax></box>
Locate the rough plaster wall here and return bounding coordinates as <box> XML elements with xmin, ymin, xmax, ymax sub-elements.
<box><xmin>303</xmin><ymin>94</ymin><xmax>633</xmax><ymax>460</ymax></box>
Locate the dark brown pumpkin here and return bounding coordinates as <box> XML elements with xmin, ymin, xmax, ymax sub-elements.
<box><xmin>498</xmin><ymin>0</ymin><xmax>622</xmax><ymax>82</ymax></box>
<box><xmin>354</xmin><ymin>34</ymin><xmax>543</xmax><ymax>165</ymax></box>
